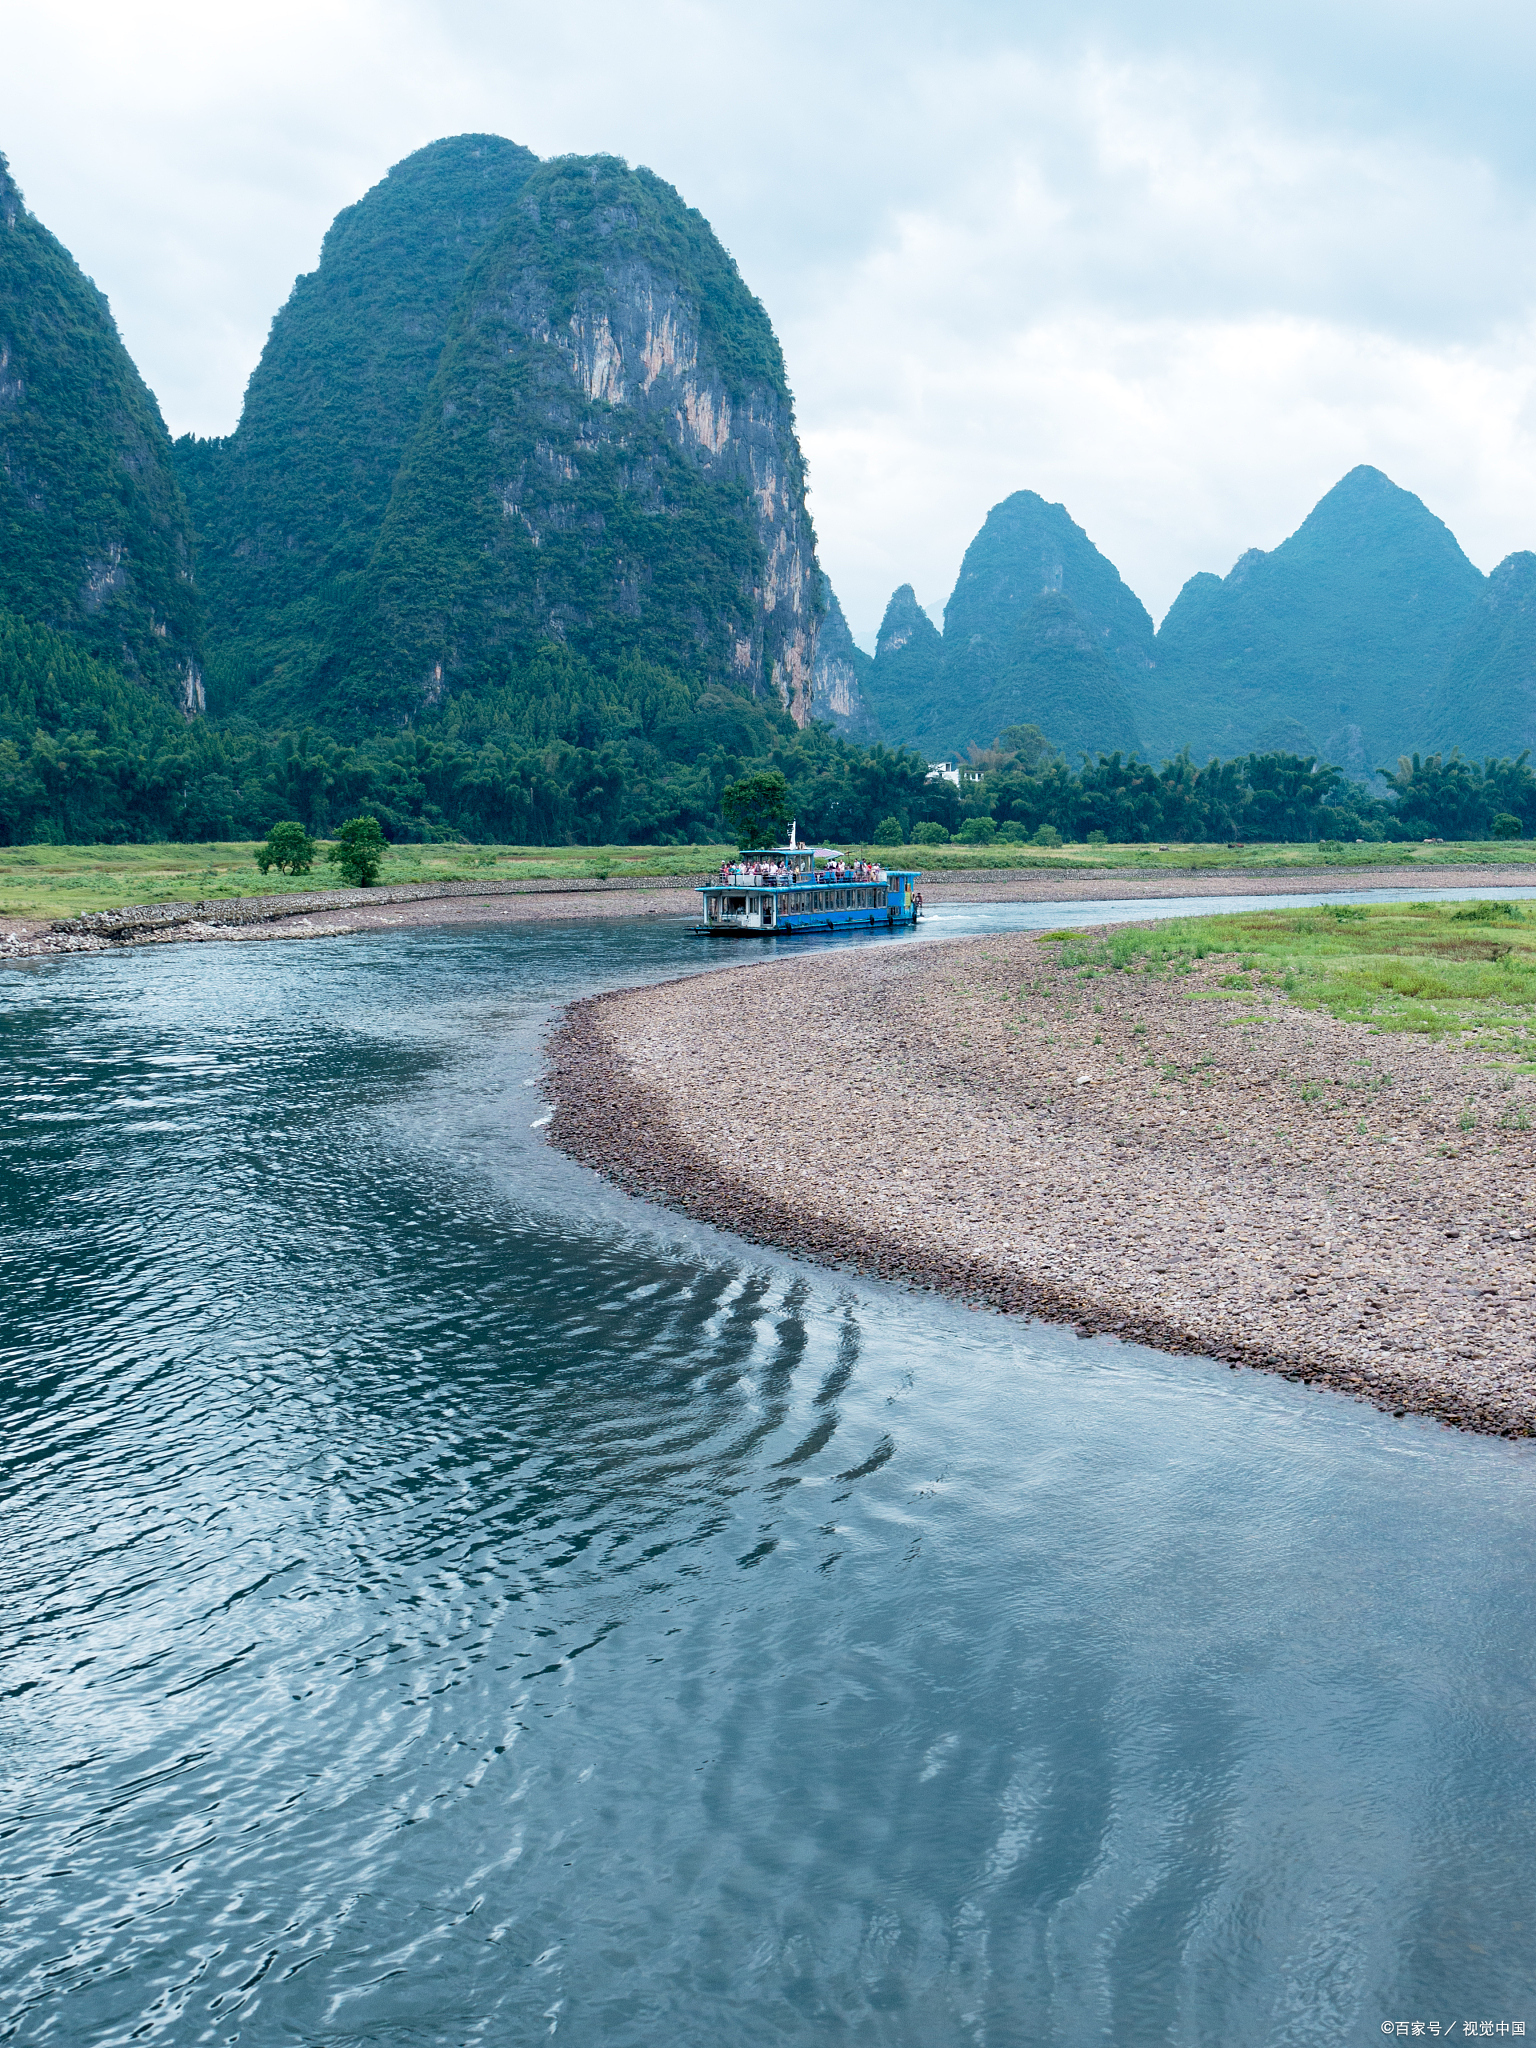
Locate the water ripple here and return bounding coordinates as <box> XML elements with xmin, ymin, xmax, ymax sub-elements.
<box><xmin>2</xmin><ymin>918</ymin><xmax>1534</xmax><ymax>2044</ymax></box>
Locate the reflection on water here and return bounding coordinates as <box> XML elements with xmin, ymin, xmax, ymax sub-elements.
<box><xmin>1</xmin><ymin>904</ymin><xmax>1533</xmax><ymax>2046</ymax></box>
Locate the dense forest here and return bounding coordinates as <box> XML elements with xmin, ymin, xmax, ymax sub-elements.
<box><xmin>7</xmin><ymin>606</ymin><xmax>1536</xmax><ymax>847</ymax></box>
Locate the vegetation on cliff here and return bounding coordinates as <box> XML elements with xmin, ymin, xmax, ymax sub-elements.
<box><xmin>865</xmin><ymin>468</ymin><xmax>1532</xmax><ymax>778</ymax></box>
<box><xmin>0</xmin><ymin>155</ymin><xmax>202</xmax><ymax>702</ymax></box>
<box><xmin>172</xmin><ymin>135</ymin><xmax>539</xmax><ymax>722</ymax></box>
<box><xmin>0</xmin><ymin>607</ymin><xmax>928</xmax><ymax>845</ymax></box>
<box><xmin>324</xmin><ymin>153</ymin><xmax>816</xmax><ymax>731</ymax></box>
<box><xmin>9</xmin><ymin>590</ymin><xmax>1531</xmax><ymax>850</ymax></box>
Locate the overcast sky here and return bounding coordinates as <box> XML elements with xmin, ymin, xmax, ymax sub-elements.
<box><xmin>5</xmin><ymin>0</ymin><xmax>1535</xmax><ymax>644</ymax></box>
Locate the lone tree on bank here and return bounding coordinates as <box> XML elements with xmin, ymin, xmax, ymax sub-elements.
<box><xmin>326</xmin><ymin>816</ymin><xmax>387</xmax><ymax>887</ymax></box>
<box><xmin>721</xmin><ymin>769</ymin><xmax>791</xmax><ymax>849</ymax></box>
<box><xmin>254</xmin><ymin>820</ymin><xmax>318</xmax><ymax>875</ymax></box>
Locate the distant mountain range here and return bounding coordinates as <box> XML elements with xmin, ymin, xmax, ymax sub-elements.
<box><xmin>2</xmin><ymin>125</ymin><xmax>1534</xmax><ymax>821</ymax></box>
<box><xmin>864</xmin><ymin>469</ymin><xmax>1536</xmax><ymax>776</ymax></box>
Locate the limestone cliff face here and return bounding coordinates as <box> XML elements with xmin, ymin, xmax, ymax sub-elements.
<box><xmin>333</xmin><ymin>157</ymin><xmax>827</xmax><ymax>729</ymax></box>
<box><xmin>809</xmin><ymin>578</ymin><xmax>877</xmax><ymax>737</ymax></box>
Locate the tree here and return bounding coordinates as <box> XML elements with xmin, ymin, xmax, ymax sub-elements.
<box><xmin>872</xmin><ymin>814</ymin><xmax>905</xmax><ymax>845</ymax></box>
<box><xmin>1492</xmin><ymin>812</ymin><xmax>1522</xmax><ymax>838</ymax></box>
<box><xmin>326</xmin><ymin>815</ymin><xmax>387</xmax><ymax>886</ymax></box>
<box><xmin>1380</xmin><ymin>754</ymin><xmax>1493</xmax><ymax>840</ymax></box>
<box><xmin>721</xmin><ymin>769</ymin><xmax>791</xmax><ymax>849</ymax></box>
<box><xmin>255</xmin><ymin>819</ymin><xmax>318</xmax><ymax>874</ymax></box>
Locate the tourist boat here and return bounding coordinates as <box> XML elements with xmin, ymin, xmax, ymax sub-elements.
<box><xmin>694</xmin><ymin>836</ymin><xmax>922</xmax><ymax>937</ymax></box>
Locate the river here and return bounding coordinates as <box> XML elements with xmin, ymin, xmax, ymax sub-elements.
<box><xmin>2</xmin><ymin>895</ymin><xmax>1533</xmax><ymax>2045</ymax></box>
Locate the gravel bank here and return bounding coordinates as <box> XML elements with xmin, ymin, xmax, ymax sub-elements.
<box><xmin>930</xmin><ymin>860</ymin><xmax>1536</xmax><ymax>904</ymax></box>
<box><xmin>0</xmin><ymin>873</ymin><xmax>701</xmax><ymax>961</ymax></box>
<box><xmin>547</xmin><ymin>927</ymin><xmax>1536</xmax><ymax>1439</ymax></box>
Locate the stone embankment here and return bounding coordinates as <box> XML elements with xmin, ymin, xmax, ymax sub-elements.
<box><xmin>547</xmin><ymin>929</ymin><xmax>1536</xmax><ymax>1439</ymax></box>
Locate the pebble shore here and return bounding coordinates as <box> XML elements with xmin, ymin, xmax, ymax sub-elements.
<box><xmin>0</xmin><ymin>873</ymin><xmax>699</xmax><ymax>959</ymax></box>
<box><xmin>547</xmin><ymin>928</ymin><xmax>1536</xmax><ymax>1439</ymax></box>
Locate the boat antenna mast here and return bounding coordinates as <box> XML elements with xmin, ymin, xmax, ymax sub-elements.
<box><xmin>788</xmin><ymin>820</ymin><xmax>797</xmax><ymax>849</ymax></box>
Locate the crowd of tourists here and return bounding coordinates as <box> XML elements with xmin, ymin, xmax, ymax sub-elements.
<box><xmin>716</xmin><ymin>855</ymin><xmax>889</xmax><ymax>887</ymax></box>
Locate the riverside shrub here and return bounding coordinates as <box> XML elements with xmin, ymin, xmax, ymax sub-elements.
<box><xmin>255</xmin><ymin>821</ymin><xmax>317</xmax><ymax>874</ymax></box>
<box><xmin>327</xmin><ymin>815</ymin><xmax>386</xmax><ymax>886</ymax></box>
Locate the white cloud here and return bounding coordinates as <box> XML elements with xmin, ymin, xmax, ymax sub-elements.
<box><xmin>4</xmin><ymin>0</ymin><xmax>1536</xmax><ymax>645</ymax></box>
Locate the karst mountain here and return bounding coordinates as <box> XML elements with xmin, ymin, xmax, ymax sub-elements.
<box><xmin>0</xmin><ymin>153</ymin><xmax>203</xmax><ymax>709</ymax></box>
<box><xmin>863</xmin><ymin>468</ymin><xmax>1536</xmax><ymax>775</ymax></box>
<box><xmin>174</xmin><ymin>138</ymin><xmax>870</xmax><ymax>740</ymax></box>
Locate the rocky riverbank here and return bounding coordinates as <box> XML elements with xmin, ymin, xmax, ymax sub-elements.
<box><xmin>0</xmin><ymin>873</ymin><xmax>700</xmax><ymax>960</ymax></box>
<box><xmin>547</xmin><ymin>928</ymin><xmax>1536</xmax><ymax>1439</ymax></box>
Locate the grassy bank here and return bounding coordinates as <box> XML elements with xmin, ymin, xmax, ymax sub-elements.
<box><xmin>1044</xmin><ymin>900</ymin><xmax>1536</xmax><ymax>1060</ymax></box>
<box><xmin>3</xmin><ymin>836</ymin><xmax>1536</xmax><ymax>923</ymax></box>
<box><xmin>873</xmin><ymin>838</ymin><xmax>1536</xmax><ymax>876</ymax></box>
<box><xmin>0</xmin><ymin>841</ymin><xmax>736</xmax><ymax>921</ymax></box>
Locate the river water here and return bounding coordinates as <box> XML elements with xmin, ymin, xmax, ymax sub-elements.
<box><xmin>2</xmin><ymin>895</ymin><xmax>1533</xmax><ymax>2046</ymax></box>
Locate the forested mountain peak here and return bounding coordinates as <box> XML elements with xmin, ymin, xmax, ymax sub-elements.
<box><xmin>1148</xmin><ymin>464</ymin><xmax>1486</xmax><ymax>770</ymax></box>
<box><xmin>944</xmin><ymin>490</ymin><xmax>1155</xmax><ymax>673</ymax></box>
<box><xmin>1286</xmin><ymin>464</ymin><xmax>1473</xmax><ymax>572</ymax></box>
<box><xmin>324</xmin><ymin>151</ymin><xmax>827</xmax><ymax>730</ymax></box>
<box><xmin>863</xmin><ymin>493</ymin><xmax>1150</xmax><ymax>758</ymax></box>
<box><xmin>173</xmin><ymin>133</ymin><xmax>540</xmax><ymax>716</ymax></box>
<box><xmin>876</xmin><ymin>585</ymin><xmax>940</xmax><ymax>659</ymax></box>
<box><xmin>0</xmin><ymin>151</ymin><xmax>203</xmax><ymax>706</ymax></box>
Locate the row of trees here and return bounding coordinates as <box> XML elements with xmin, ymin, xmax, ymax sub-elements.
<box><xmin>6</xmin><ymin>607</ymin><xmax>1536</xmax><ymax>848</ymax></box>
<box><xmin>0</xmin><ymin>714</ymin><xmax>941</xmax><ymax>848</ymax></box>
<box><xmin>867</xmin><ymin>737</ymin><xmax>1536</xmax><ymax>847</ymax></box>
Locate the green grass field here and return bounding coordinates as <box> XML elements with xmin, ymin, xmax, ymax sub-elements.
<box><xmin>2</xmin><ymin>836</ymin><xmax>1534</xmax><ymax>924</ymax></box>
<box><xmin>0</xmin><ymin>841</ymin><xmax>737</xmax><ymax>922</ymax></box>
<box><xmin>1045</xmin><ymin>900</ymin><xmax>1536</xmax><ymax>1056</ymax></box>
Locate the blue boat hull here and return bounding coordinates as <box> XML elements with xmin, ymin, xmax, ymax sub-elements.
<box><xmin>691</xmin><ymin>909</ymin><xmax>921</xmax><ymax>938</ymax></box>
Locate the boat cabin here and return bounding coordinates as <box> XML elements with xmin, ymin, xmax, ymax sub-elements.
<box><xmin>696</xmin><ymin>845</ymin><xmax>922</xmax><ymax>937</ymax></box>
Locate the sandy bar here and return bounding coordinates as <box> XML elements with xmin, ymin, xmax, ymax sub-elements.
<box><xmin>5</xmin><ymin>860</ymin><xmax>1535</xmax><ymax>963</ymax></box>
<box><xmin>547</xmin><ymin>926</ymin><xmax>1536</xmax><ymax>1439</ymax></box>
